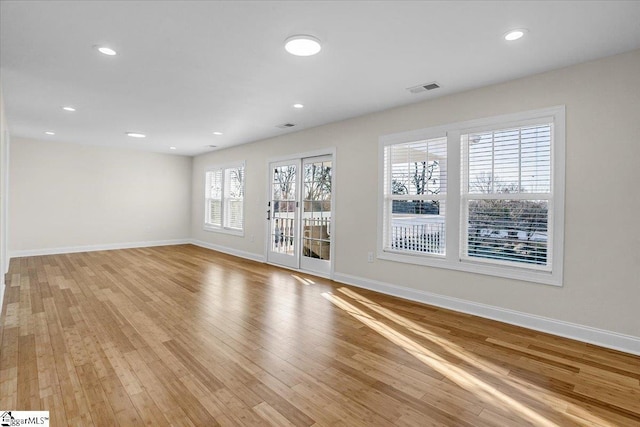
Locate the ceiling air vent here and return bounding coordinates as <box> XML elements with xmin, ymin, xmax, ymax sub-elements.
<box><xmin>407</xmin><ymin>82</ymin><xmax>440</xmax><ymax>94</ymax></box>
<box><xmin>276</xmin><ymin>123</ymin><xmax>296</xmax><ymax>129</ymax></box>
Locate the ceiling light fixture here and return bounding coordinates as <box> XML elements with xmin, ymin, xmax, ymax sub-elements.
<box><xmin>126</xmin><ymin>132</ymin><xmax>146</xmax><ymax>138</ymax></box>
<box><xmin>169</xmin><ymin>147</ymin><xmax>177</xmax><ymax>150</ymax></box>
<box><xmin>504</xmin><ymin>29</ymin><xmax>526</xmax><ymax>41</ymax></box>
<box><xmin>284</xmin><ymin>35</ymin><xmax>322</xmax><ymax>56</ymax></box>
<box><xmin>293</xmin><ymin>104</ymin><xmax>304</xmax><ymax>109</ymax></box>
<box><xmin>44</xmin><ymin>131</ymin><xmax>55</xmax><ymax>135</ymax></box>
<box><xmin>62</xmin><ymin>106</ymin><xmax>76</xmax><ymax>112</ymax></box>
<box><xmin>97</xmin><ymin>46</ymin><xmax>117</xmax><ymax>56</ymax></box>
<box><xmin>213</xmin><ymin>131</ymin><xmax>223</xmax><ymax>135</ymax></box>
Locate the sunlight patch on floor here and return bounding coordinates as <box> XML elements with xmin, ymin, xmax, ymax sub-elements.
<box><xmin>323</xmin><ymin>291</ymin><xmax>564</xmax><ymax>427</ymax></box>
<box><xmin>291</xmin><ymin>274</ymin><xmax>313</xmax><ymax>286</ymax></box>
<box><xmin>334</xmin><ymin>288</ymin><xmax>614</xmax><ymax>426</ymax></box>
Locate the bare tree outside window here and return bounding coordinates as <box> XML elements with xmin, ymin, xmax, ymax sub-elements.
<box><xmin>304</xmin><ymin>163</ymin><xmax>331</xmax><ymax>201</ymax></box>
<box><xmin>275</xmin><ymin>166</ymin><xmax>296</xmax><ymax>200</ymax></box>
<box><xmin>392</xmin><ymin>160</ymin><xmax>441</xmax><ymax>215</ymax></box>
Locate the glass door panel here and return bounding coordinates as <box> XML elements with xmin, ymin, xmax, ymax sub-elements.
<box><xmin>301</xmin><ymin>157</ymin><xmax>332</xmax><ymax>275</ymax></box>
<box><xmin>267</xmin><ymin>162</ymin><xmax>299</xmax><ymax>269</ymax></box>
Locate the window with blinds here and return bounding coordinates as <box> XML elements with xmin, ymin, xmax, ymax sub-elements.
<box><xmin>378</xmin><ymin>106</ymin><xmax>565</xmax><ymax>285</ymax></box>
<box><xmin>205</xmin><ymin>163</ymin><xmax>245</xmax><ymax>233</ymax></box>
<box><xmin>462</xmin><ymin>124</ymin><xmax>552</xmax><ymax>269</ymax></box>
<box><xmin>383</xmin><ymin>137</ymin><xmax>447</xmax><ymax>255</ymax></box>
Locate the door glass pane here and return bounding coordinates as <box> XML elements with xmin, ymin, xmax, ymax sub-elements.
<box><xmin>271</xmin><ymin>164</ymin><xmax>296</xmax><ymax>255</ymax></box>
<box><xmin>302</xmin><ymin>160</ymin><xmax>332</xmax><ymax>260</ymax></box>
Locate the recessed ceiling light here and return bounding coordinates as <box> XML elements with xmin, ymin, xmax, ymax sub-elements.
<box><xmin>169</xmin><ymin>147</ymin><xmax>177</xmax><ymax>150</ymax></box>
<box><xmin>504</xmin><ymin>29</ymin><xmax>526</xmax><ymax>41</ymax></box>
<box><xmin>97</xmin><ymin>46</ymin><xmax>117</xmax><ymax>56</ymax></box>
<box><xmin>284</xmin><ymin>35</ymin><xmax>322</xmax><ymax>56</ymax></box>
<box><xmin>62</xmin><ymin>106</ymin><xmax>76</xmax><ymax>112</ymax></box>
<box><xmin>213</xmin><ymin>131</ymin><xmax>223</xmax><ymax>135</ymax></box>
<box><xmin>293</xmin><ymin>104</ymin><xmax>304</xmax><ymax>109</ymax></box>
<box><xmin>44</xmin><ymin>131</ymin><xmax>55</xmax><ymax>135</ymax></box>
<box><xmin>126</xmin><ymin>132</ymin><xmax>146</xmax><ymax>138</ymax></box>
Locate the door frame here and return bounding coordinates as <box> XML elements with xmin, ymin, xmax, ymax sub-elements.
<box><xmin>265</xmin><ymin>147</ymin><xmax>336</xmax><ymax>279</ymax></box>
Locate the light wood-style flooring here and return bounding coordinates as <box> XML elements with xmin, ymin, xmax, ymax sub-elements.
<box><xmin>1</xmin><ymin>245</ymin><xmax>639</xmax><ymax>426</ymax></box>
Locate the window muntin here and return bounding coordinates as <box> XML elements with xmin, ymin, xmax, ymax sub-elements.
<box><xmin>205</xmin><ymin>163</ymin><xmax>245</xmax><ymax>233</ymax></box>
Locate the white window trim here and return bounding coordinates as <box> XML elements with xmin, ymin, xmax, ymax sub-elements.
<box><xmin>204</xmin><ymin>161</ymin><xmax>245</xmax><ymax>236</ymax></box>
<box><xmin>378</xmin><ymin>106</ymin><xmax>565</xmax><ymax>286</ymax></box>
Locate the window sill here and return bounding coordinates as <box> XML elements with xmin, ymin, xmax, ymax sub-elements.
<box><xmin>377</xmin><ymin>250</ymin><xmax>562</xmax><ymax>287</ymax></box>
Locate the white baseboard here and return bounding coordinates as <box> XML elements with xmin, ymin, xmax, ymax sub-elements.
<box><xmin>333</xmin><ymin>272</ymin><xmax>640</xmax><ymax>356</ymax></box>
<box><xmin>9</xmin><ymin>239</ymin><xmax>192</xmax><ymax>259</ymax></box>
<box><xmin>190</xmin><ymin>239</ymin><xmax>265</xmax><ymax>263</ymax></box>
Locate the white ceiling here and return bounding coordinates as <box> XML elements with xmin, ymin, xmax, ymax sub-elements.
<box><xmin>2</xmin><ymin>1</ymin><xmax>640</xmax><ymax>156</ymax></box>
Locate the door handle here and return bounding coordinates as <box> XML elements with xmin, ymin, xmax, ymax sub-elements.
<box><xmin>266</xmin><ymin>210</ymin><xmax>271</xmax><ymax>221</ymax></box>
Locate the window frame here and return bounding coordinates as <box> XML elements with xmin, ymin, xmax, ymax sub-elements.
<box><xmin>204</xmin><ymin>161</ymin><xmax>245</xmax><ymax>236</ymax></box>
<box><xmin>378</xmin><ymin>106</ymin><xmax>565</xmax><ymax>286</ymax></box>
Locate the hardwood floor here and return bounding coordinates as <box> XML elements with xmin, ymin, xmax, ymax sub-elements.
<box><xmin>1</xmin><ymin>245</ymin><xmax>639</xmax><ymax>426</ymax></box>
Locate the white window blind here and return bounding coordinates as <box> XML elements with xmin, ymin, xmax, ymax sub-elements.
<box><xmin>383</xmin><ymin>137</ymin><xmax>447</xmax><ymax>255</ymax></box>
<box><xmin>461</xmin><ymin>124</ymin><xmax>552</xmax><ymax>270</ymax></box>
<box><xmin>205</xmin><ymin>163</ymin><xmax>245</xmax><ymax>233</ymax></box>
<box><xmin>205</xmin><ymin>169</ymin><xmax>222</xmax><ymax>227</ymax></box>
<box><xmin>224</xmin><ymin>167</ymin><xmax>244</xmax><ymax>230</ymax></box>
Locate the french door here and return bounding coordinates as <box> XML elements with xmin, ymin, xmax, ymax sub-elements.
<box><xmin>267</xmin><ymin>160</ymin><xmax>299</xmax><ymax>269</ymax></box>
<box><xmin>267</xmin><ymin>155</ymin><xmax>333</xmax><ymax>276</ymax></box>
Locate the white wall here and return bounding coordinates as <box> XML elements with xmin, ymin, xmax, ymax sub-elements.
<box><xmin>192</xmin><ymin>49</ymin><xmax>640</xmax><ymax>343</ymax></box>
<box><xmin>0</xmin><ymin>86</ymin><xmax>9</xmax><ymax>309</ymax></box>
<box><xmin>10</xmin><ymin>138</ymin><xmax>192</xmax><ymax>254</ymax></box>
